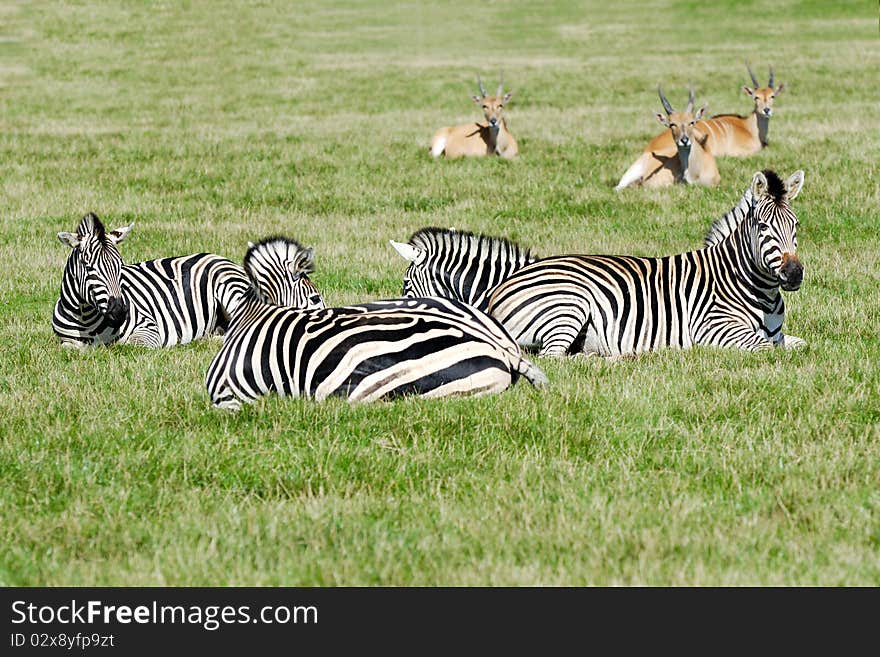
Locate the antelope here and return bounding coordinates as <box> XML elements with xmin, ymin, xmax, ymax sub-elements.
<box><xmin>701</xmin><ymin>64</ymin><xmax>785</xmax><ymax>156</ymax></box>
<box><xmin>615</xmin><ymin>86</ymin><xmax>720</xmax><ymax>189</ymax></box>
<box><xmin>430</xmin><ymin>74</ymin><xmax>518</xmax><ymax>159</ymax></box>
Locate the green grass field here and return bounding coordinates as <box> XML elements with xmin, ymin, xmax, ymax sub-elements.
<box><xmin>1</xmin><ymin>1</ymin><xmax>878</xmax><ymax>585</ymax></box>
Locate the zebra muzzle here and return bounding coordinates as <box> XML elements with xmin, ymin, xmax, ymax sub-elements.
<box><xmin>105</xmin><ymin>296</ymin><xmax>129</xmax><ymax>327</ymax></box>
<box><xmin>778</xmin><ymin>254</ymin><xmax>803</xmax><ymax>291</ymax></box>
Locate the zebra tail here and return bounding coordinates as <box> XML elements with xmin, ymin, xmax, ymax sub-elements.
<box><xmin>516</xmin><ymin>356</ymin><xmax>549</xmax><ymax>388</ymax></box>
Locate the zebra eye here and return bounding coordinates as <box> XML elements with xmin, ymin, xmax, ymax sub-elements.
<box><xmin>757</xmin><ymin>222</ymin><xmax>770</xmax><ymax>231</ymax></box>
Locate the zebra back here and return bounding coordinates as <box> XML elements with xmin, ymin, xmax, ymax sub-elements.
<box><xmin>391</xmin><ymin>227</ymin><xmax>536</xmax><ymax>310</ymax></box>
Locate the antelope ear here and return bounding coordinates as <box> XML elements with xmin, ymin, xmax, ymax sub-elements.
<box><xmin>751</xmin><ymin>171</ymin><xmax>769</xmax><ymax>199</ymax></box>
<box><xmin>108</xmin><ymin>223</ymin><xmax>133</xmax><ymax>244</ymax></box>
<box><xmin>390</xmin><ymin>240</ymin><xmax>426</xmax><ymax>265</ymax></box>
<box><xmin>655</xmin><ymin>112</ymin><xmax>669</xmax><ymax>126</ymax></box>
<box><xmin>742</xmin><ymin>86</ymin><xmax>756</xmax><ymax>97</ymax></box>
<box><xmin>784</xmin><ymin>170</ymin><xmax>805</xmax><ymax>200</ymax></box>
<box><xmin>57</xmin><ymin>232</ymin><xmax>81</xmax><ymax>249</ymax></box>
<box><xmin>774</xmin><ymin>83</ymin><xmax>785</xmax><ymax>95</ymax></box>
<box><xmin>472</xmin><ymin>95</ymin><xmax>482</xmax><ymax>104</ymax></box>
<box><xmin>503</xmin><ymin>91</ymin><xmax>513</xmax><ymax>103</ymax></box>
<box><xmin>695</xmin><ymin>105</ymin><xmax>708</xmax><ymax>120</ymax></box>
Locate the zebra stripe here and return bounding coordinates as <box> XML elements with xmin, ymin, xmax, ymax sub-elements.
<box><xmin>391</xmin><ymin>227</ymin><xmax>535</xmax><ymax>310</ymax></box>
<box><xmin>207</xmin><ymin>238</ymin><xmax>546</xmax><ymax>410</ymax></box>
<box><xmin>487</xmin><ymin>169</ymin><xmax>806</xmax><ymax>357</ymax></box>
<box><xmin>53</xmin><ymin>213</ymin><xmax>250</xmax><ymax>348</ymax></box>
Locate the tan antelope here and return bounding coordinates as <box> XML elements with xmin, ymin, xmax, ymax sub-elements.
<box><xmin>430</xmin><ymin>74</ymin><xmax>518</xmax><ymax>159</ymax></box>
<box><xmin>702</xmin><ymin>64</ymin><xmax>785</xmax><ymax>156</ymax></box>
<box><xmin>615</xmin><ymin>86</ymin><xmax>720</xmax><ymax>189</ymax></box>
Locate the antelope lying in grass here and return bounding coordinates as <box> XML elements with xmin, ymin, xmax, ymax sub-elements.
<box><xmin>701</xmin><ymin>63</ymin><xmax>785</xmax><ymax>156</ymax></box>
<box><xmin>430</xmin><ymin>75</ymin><xmax>518</xmax><ymax>159</ymax></box>
<box><xmin>615</xmin><ymin>86</ymin><xmax>720</xmax><ymax>189</ymax></box>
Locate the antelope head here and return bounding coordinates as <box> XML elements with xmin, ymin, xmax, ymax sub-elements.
<box><xmin>655</xmin><ymin>85</ymin><xmax>707</xmax><ymax>151</ymax></box>
<box><xmin>472</xmin><ymin>73</ymin><xmax>512</xmax><ymax>129</ymax></box>
<box><xmin>744</xmin><ymin>63</ymin><xmax>784</xmax><ymax>117</ymax></box>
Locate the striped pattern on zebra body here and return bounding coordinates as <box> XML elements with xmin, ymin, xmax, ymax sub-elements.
<box><xmin>207</xmin><ymin>237</ymin><xmax>547</xmax><ymax>411</ymax></box>
<box><xmin>487</xmin><ymin>169</ymin><xmax>806</xmax><ymax>357</ymax></box>
<box><xmin>53</xmin><ymin>213</ymin><xmax>249</xmax><ymax>348</ymax></box>
<box><xmin>390</xmin><ymin>227</ymin><xmax>536</xmax><ymax>310</ymax></box>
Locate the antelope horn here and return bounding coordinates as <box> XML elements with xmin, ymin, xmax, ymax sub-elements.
<box><xmin>476</xmin><ymin>75</ymin><xmax>487</xmax><ymax>98</ymax></box>
<box><xmin>686</xmin><ymin>85</ymin><xmax>695</xmax><ymax>114</ymax></box>
<box><xmin>746</xmin><ymin>61</ymin><xmax>759</xmax><ymax>88</ymax></box>
<box><xmin>657</xmin><ymin>84</ymin><xmax>674</xmax><ymax>114</ymax></box>
<box><xmin>768</xmin><ymin>65</ymin><xmax>774</xmax><ymax>88</ymax></box>
<box><xmin>497</xmin><ymin>71</ymin><xmax>504</xmax><ymax>97</ymax></box>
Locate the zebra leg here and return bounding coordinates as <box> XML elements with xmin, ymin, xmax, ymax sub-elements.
<box><xmin>124</xmin><ymin>319</ymin><xmax>161</xmax><ymax>348</ymax></box>
<box><xmin>60</xmin><ymin>339</ymin><xmax>89</xmax><ymax>349</ymax></box>
<box><xmin>708</xmin><ymin>324</ymin><xmax>776</xmax><ymax>351</ymax></box>
<box><xmin>536</xmin><ymin>319</ymin><xmax>589</xmax><ymax>357</ymax></box>
<box><xmin>210</xmin><ymin>382</ymin><xmax>243</xmax><ymax>412</ymax></box>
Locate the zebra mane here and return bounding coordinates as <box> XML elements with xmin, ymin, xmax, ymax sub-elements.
<box><xmin>704</xmin><ymin>187</ymin><xmax>754</xmax><ymax>247</ymax></box>
<box><xmin>762</xmin><ymin>169</ymin><xmax>786</xmax><ymax>203</ymax></box>
<box><xmin>408</xmin><ymin>227</ymin><xmax>536</xmax><ymax>263</ymax></box>
<box><xmin>77</xmin><ymin>212</ymin><xmax>107</xmax><ymax>242</ymax></box>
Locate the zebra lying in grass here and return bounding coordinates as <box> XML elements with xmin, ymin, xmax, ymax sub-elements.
<box><xmin>488</xmin><ymin>169</ymin><xmax>806</xmax><ymax>356</ymax></box>
<box><xmin>392</xmin><ymin>169</ymin><xmax>806</xmax><ymax>357</ymax></box>
<box><xmin>206</xmin><ymin>237</ymin><xmax>547</xmax><ymax>410</ymax></box>
<box><xmin>53</xmin><ymin>212</ymin><xmax>251</xmax><ymax>348</ymax></box>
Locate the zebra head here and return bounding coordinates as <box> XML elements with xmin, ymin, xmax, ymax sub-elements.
<box><xmin>748</xmin><ymin>169</ymin><xmax>805</xmax><ymax>291</ymax></box>
<box><xmin>390</xmin><ymin>227</ymin><xmax>535</xmax><ymax>309</ymax></box>
<box><xmin>243</xmin><ymin>237</ymin><xmax>325</xmax><ymax>309</ymax></box>
<box><xmin>57</xmin><ymin>213</ymin><xmax>132</xmax><ymax>328</ymax></box>
<box><xmin>389</xmin><ymin>238</ymin><xmax>442</xmax><ymax>299</ymax></box>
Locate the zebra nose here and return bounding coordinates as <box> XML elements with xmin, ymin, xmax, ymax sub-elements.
<box><xmin>779</xmin><ymin>258</ymin><xmax>803</xmax><ymax>290</ymax></box>
<box><xmin>106</xmin><ymin>296</ymin><xmax>129</xmax><ymax>326</ymax></box>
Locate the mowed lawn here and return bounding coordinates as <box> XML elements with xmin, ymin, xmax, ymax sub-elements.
<box><xmin>1</xmin><ymin>1</ymin><xmax>878</xmax><ymax>585</ymax></box>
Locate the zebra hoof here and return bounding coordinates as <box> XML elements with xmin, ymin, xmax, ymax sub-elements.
<box><xmin>60</xmin><ymin>340</ymin><xmax>88</xmax><ymax>350</ymax></box>
<box><xmin>782</xmin><ymin>335</ymin><xmax>807</xmax><ymax>349</ymax></box>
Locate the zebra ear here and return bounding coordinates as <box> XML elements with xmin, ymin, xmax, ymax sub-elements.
<box><xmin>108</xmin><ymin>223</ymin><xmax>133</xmax><ymax>244</ymax></box>
<box><xmin>57</xmin><ymin>231</ymin><xmax>81</xmax><ymax>249</ymax></box>
<box><xmin>784</xmin><ymin>170</ymin><xmax>804</xmax><ymax>200</ymax></box>
<box><xmin>291</xmin><ymin>246</ymin><xmax>315</xmax><ymax>275</ymax></box>
<box><xmin>247</xmin><ymin>241</ymin><xmax>256</xmax><ymax>249</ymax></box>
<box><xmin>750</xmin><ymin>171</ymin><xmax>769</xmax><ymax>199</ymax></box>
<box><xmin>390</xmin><ymin>240</ymin><xmax>426</xmax><ymax>265</ymax></box>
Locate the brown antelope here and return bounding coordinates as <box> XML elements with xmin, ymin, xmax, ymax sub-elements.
<box><xmin>702</xmin><ymin>64</ymin><xmax>785</xmax><ymax>156</ymax></box>
<box><xmin>615</xmin><ymin>86</ymin><xmax>720</xmax><ymax>189</ymax></box>
<box><xmin>430</xmin><ymin>74</ymin><xmax>518</xmax><ymax>159</ymax></box>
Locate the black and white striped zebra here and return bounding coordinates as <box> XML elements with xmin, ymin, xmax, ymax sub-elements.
<box><xmin>486</xmin><ymin>169</ymin><xmax>806</xmax><ymax>357</ymax></box>
<box><xmin>390</xmin><ymin>227</ymin><xmax>536</xmax><ymax>310</ymax></box>
<box><xmin>53</xmin><ymin>212</ymin><xmax>252</xmax><ymax>348</ymax></box>
<box><xmin>206</xmin><ymin>237</ymin><xmax>547</xmax><ymax>410</ymax></box>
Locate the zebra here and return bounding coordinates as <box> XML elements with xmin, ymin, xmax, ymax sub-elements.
<box><xmin>206</xmin><ymin>237</ymin><xmax>547</xmax><ymax>410</ymax></box>
<box><xmin>53</xmin><ymin>212</ymin><xmax>256</xmax><ymax>348</ymax></box>
<box><xmin>486</xmin><ymin>169</ymin><xmax>807</xmax><ymax>357</ymax></box>
<box><xmin>390</xmin><ymin>227</ymin><xmax>536</xmax><ymax>311</ymax></box>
